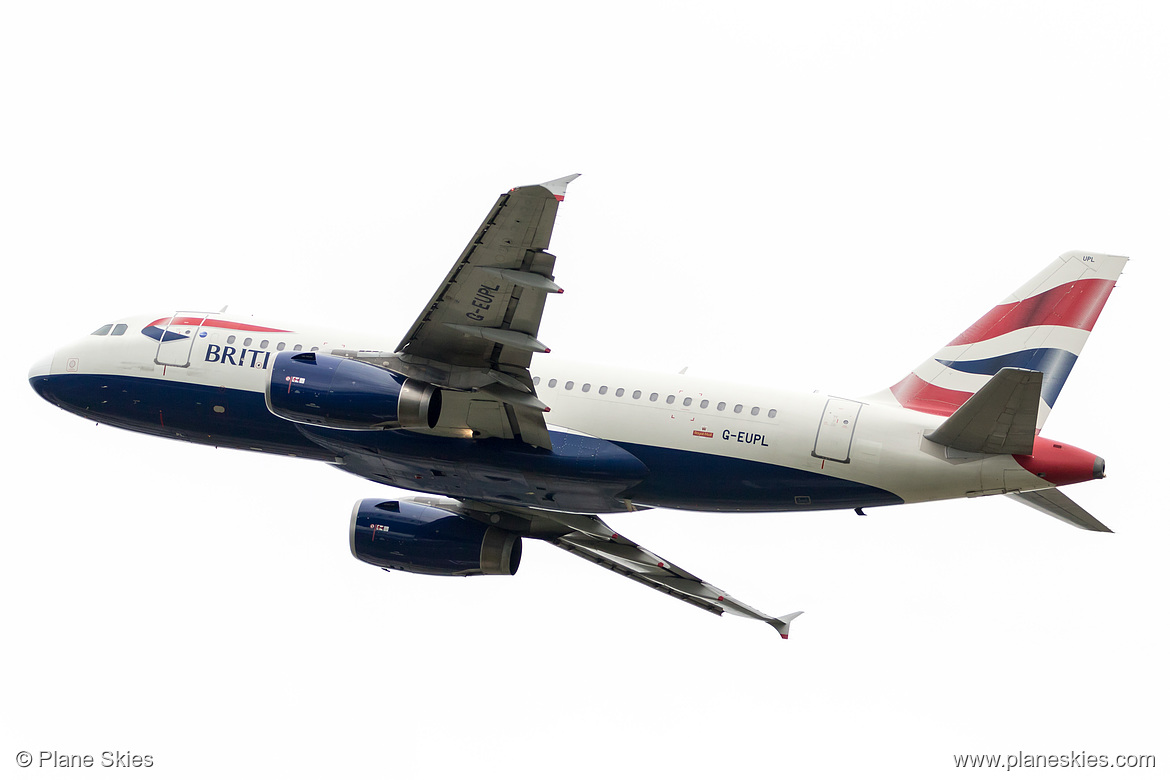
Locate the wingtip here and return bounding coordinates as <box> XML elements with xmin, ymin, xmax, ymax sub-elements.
<box><xmin>510</xmin><ymin>174</ymin><xmax>581</xmax><ymax>201</ymax></box>
<box><xmin>538</xmin><ymin>173</ymin><xmax>582</xmax><ymax>201</ymax></box>
<box><xmin>769</xmin><ymin>610</ymin><xmax>805</xmax><ymax>639</ymax></box>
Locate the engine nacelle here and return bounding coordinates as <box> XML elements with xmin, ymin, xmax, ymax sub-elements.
<box><xmin>350</xmin><ymin>498</ymin><xmax>522</xmax><ymax>576</ymax></box>
<box><xmin>266</xmin><ymin>352</ymin><xmax>441</xmax><ymax>430</ymax></box>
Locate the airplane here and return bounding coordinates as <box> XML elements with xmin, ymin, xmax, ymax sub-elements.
<box><xmin>28</xmin><ymin>174</ymin><xmax>1128</xmax><ymax>638</ymax></box>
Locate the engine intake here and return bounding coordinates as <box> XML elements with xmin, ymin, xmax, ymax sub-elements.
<box><xmin>350</xmin><ymin>498</ymin><xmax>522</xmax><ymax>576</ymax></box>
<box><xmin>266</xmin><ymin>352</ymin><xmax>441</xmax><ymax>430</ymax></box>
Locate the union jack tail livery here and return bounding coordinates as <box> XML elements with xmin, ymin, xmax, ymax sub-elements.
<box><xmin>882</xmin><ymin>251</ymin><xmax>1128</xmax><ymax>430</ymax></box>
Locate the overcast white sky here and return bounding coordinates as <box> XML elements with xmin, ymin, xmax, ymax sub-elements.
<box><xmin>3</xmin><ymin>2</ymin><xmax>1167</xmax><ymax>778</ymax></box>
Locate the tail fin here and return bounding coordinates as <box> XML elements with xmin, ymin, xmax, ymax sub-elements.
<box><xmin>879</xmin><ymin>251</ymin><xmax>1128</xmax><ymax>429</ymax></box>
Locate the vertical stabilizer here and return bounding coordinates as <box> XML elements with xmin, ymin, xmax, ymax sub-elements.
<box><xmin>877</xmin><ymin>251</ymin><xmax>1127</xmax><ymax>429</ymax></box>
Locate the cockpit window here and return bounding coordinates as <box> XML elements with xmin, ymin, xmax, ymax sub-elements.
<box><xmin>111</xmin><ymin>324</ymin><xmax>128</xmax><ymax>336</ymax></box>
<box><xmin>91</xmin><ymin>324</ymin><xmax>113</xmax><ymax>336</ymax></box>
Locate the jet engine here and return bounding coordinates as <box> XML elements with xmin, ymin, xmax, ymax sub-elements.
<box><xmin>350</xmin><ymin>498</ymin><xmax>522</xmax><ymax>576</ymax></box>
<box><xmin>266</xmin><ymin>352</ymin><xmax>441</xmax><ymax>430</ymax></box>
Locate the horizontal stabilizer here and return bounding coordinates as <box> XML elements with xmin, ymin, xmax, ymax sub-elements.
<box><xmin>924</xmin><ymin>367</ymin><xmax>1041</xmax><ymax>454</ymax></box>
<box><xmin>1007</xmin><ymin>488</ymin><xmax>1113</xmax><ymax>533</ymax></box>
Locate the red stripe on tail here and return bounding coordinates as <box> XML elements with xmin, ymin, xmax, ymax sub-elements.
<box><xmin>948</xmin><ymin>278</ymin><xmax>1116</xmax><ymax>346</ymax></box>
<box><xmin>889</xmin><ymin>374</ymin><xmax>973</xmax><ymax>417</ymax></box>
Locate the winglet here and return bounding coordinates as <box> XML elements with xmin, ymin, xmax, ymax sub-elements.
<box><xmin>768</xmin><ymin>611</ymin><xmax>805</xmax><ymax>639</ymax></box>
<box><xmin>536</xmin><ymin>173</ymin><xmax>582</xmax><ymax>201</ymax></box>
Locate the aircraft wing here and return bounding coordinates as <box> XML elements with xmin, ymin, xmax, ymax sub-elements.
<box><xmin>384</xmin><ymin>175</ymin><xmax>579</xmax><ymax>449</ymax></box>
<box><xmin>433</xmin><ymin>498</ymin><xmax>803</xmax><ymax>637</ymax></box>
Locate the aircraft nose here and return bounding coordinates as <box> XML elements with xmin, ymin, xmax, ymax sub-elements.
<box><xmin>28</xmin><ymin>352</ymin><xmax>56</xmax><ymax>402</ymax></box>
<box><xmin>29</xmin><ymin>352</ymin><xmax>54</xmax><ymax>381</ymax></box>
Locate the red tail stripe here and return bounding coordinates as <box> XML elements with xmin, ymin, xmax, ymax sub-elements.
<box><xmin>889</xmin><ymin>374</ymin><xmax>973</xmax><ymax>417</ymax></box>
<box><xmin>947</xmin><ymin>278</ymin><xmax>1116</xmax><ymax>346</ymax></box>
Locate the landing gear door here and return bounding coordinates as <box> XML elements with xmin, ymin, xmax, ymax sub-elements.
<box><xmin>813</xmin><ymin>398</ymin><xmax>863</xmax><ymax>463</ymax></box>
<box><xmin>154</xmin><ymin>311</ymin><xmax>211</xmax><ymax>368</ymax></box>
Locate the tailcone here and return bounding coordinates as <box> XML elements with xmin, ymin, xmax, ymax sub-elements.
<box><xmin>1013</xmin><ymin>437</ymin><xmax>1103</xmax><ymax>487</ymax></box>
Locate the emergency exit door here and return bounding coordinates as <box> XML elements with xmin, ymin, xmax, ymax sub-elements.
<box><xmin>813</xmin><ymin>398</ymin><xmax>863</xmax><ymax>463</ymax></box>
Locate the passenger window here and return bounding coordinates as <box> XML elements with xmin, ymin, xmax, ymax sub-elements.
<box><xmin>632</xmin><ymin>390</ymin><xmax>642</xmax><ymax>399</ymax></box>
<box><xmin>666</xmin><ymin>395</ymin><xmax>676</xmax><ymax>404</ymax></box>
<box><xmin>227</xmin><ymin>335</ymin><xmax>237</xmax><ymax>345</ymax></box>
<box><xmin>700</xmin><ymin>399</ymin><xmax>709</xmax><ymax>409</ymax></box>
<box><xmin>734</xmin><ymin>404</ymin><xmax>743</xmax><ymax>413</ymax></box>
<box><xmin>717</xmin><ymin>402</ymin><xmax>727</xmax><ymax>411</ymax></box>
<box><xmin>111</xmin><ymin>324</ymin><xmax>128</xmax><ymax>336</ymax></box>
<box><xmin>615</xmin><ymin>388</ymin><xmax>624</xmax><ymax>397</ymax></box>
<box><xmin>260</xmin><ymin>340</ymin><xmax>269</xmax><ymax>349</ymax></box>
<box><xmin>582</xmin><ymin>383</ymin><xmax>591</xmax><ymax>392</ymax></box>
<box><xmin>310</xmin><ymin>346</ymin><xmax>319</xmax><ymax>352</ymax></box>
<box><xmin>683</xmin><ymin>397</ymin><xmax>692</xmax><ymax>406</ymax></box>
<box><xmin>751</xmin><ymin>406</ymin><xmax>760</xmax><ymax>416</ymax></box>
<box><xmin>277</xmin><ymin>342</ymin><xmax>286</xmax><ymax>350</ymax></box>
<box><xmin>768</xmin><ymin>409</ymin><xmax>777</xmax><ymax>418</ymax></box>
<box><xmin>548</xmin><ymin>379</ymin><xmax>557</xmax><ymax>388</ymax></box>
<box><xmin>599</xmin><ymin>386</ymin><xmax>608</xmax><ymax>395</ymax></box>
<box><xmin>533</xmin><ymin>377</ymin><xmax>541</xmax><ymax>385</ymax></box>
<box><xmin>91</xmin><ymin>324</ymin><xmax>113</xmax><ymax>336</ymax></box>
<box><xmin>565</xmin><ymin>381</ymin><xmax>575</xmax><ymax>390</ymax></box>
<box><xmin>649</xmin><ymin>393</ymin><xmax>659</xmax><ymax>402</ymax></box>
<box><xmin>244</xmin><ymin>338</ymin><xmax>253</xmax><ymax>347</ymax></box>
<box><xmin>293</xmin><ymin>344</ymin><xmax>303</xmax><ymax>351</ymax></box>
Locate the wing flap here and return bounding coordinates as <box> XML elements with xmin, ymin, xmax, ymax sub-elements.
<box><xmin>512</xmin><ymin>405</ymin><xmax>553</xmax><ymax>450</ymax></box>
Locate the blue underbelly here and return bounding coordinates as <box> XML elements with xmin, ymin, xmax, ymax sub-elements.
<box><xmin>614</xmin><ymin>441</ymin><xmax>902</xmax><ymax>511</ymax></box>
<box><xmin>30</xmin><ymin>373</ymin><xmax>330</xmax><ymax>459</ymax></box>
<box><xmin>32</xmin><ymin>373</ymin><xmax>902</xmax><ymax>513</ymax></box>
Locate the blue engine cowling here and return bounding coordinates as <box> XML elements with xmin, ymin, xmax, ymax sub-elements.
<box><xmin>266</xmin><ymin>352</ymin><xmax>441</xmax><ymax>430</ymax></box>
<box><xmin>350</xmin><ymin>498</ymin><xmax>522</xmax><ymax>576</ymax></box>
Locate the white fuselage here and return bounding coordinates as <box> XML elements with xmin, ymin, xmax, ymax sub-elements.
<box><xmin>31</xmin><ymin>311</ymin><xmax>1062</xmax><ymax>514</ymax></box>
